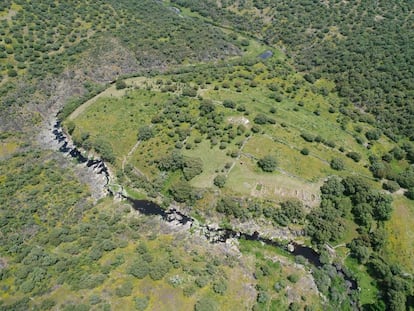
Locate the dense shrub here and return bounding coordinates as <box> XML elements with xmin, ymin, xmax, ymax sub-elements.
<box><xmin>346</xmin><ymin>152</ymin><xmax>361</xmax><ymax>162</ymax></box>
<box><xmin>258</xmin><ymin>155</ymin><xmax>277</xmax><ymax>172</ymax></box>
<box><xmin>169</xmin><ymin>180</ymin><xmax>193</xmax><ymax>202</ymax></box>
<box><xmin>405</xmin><ymin>188</ymin><xmax>414</xmax><ymax>200</ymax></box>
<box><xmin>382</xmin><ymin>181</ymin><xmax>400</xmax><ymax>193</ymax></box>
<box><xmin>115</xmin><ymin>79</ymin><xmax>127</xmax><ymax>90</ymax></box>
<box><xmin>134</xmin><ymin>296</ymin><xmax>149</xmax><ymax>311</ymax></box>
<box><xmin>115</xmin><ymin>282</ymin><xmax>133</xmax><ymax>297</ymax></box>
<box><xmin>138</xmin><ymin>126</ymin><xmax>154</xmax><ymax>141</ymax></box>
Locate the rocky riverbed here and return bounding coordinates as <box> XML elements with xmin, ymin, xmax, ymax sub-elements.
<box><xmin>37</xmin><ymin>111</ymin><xmax>109</xmax><ymax>201</ymax></box>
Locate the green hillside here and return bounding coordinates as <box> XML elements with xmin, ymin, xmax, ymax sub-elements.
<box><xmin>1</xmin><ymin>1</ymin><xmax>413</xmax><ymax>311</ymax></box>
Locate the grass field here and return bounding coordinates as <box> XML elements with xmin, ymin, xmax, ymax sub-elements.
<box><xmin>385</xmin><ymin>196</ymin><xmax>414</xmax><ymax>273</ymax></box>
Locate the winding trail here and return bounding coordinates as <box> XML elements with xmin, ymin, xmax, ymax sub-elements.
<box><xmin>226</xmin><ymin>135</ymin><xmax>251</xmax><ymax>177</ymax></box>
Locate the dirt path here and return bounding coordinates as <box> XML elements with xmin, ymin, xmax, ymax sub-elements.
<box><xmin>122</xmin><ymin>140</ymin><xmax>141</xmax><ymax>171</ymax></box>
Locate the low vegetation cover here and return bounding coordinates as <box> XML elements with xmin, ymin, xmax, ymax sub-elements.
<box><xmin>171</xmin><ymin>0</ymin><xmax>414</xmax><ymax>140</ymax></box>
<box><xmin>0</xmin><ymin>1</ymin><xmax>413</xmax><ymax>311</ymax></box>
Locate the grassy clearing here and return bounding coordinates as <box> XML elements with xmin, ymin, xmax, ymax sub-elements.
<box><xmin>384</xmin><ymin>195</ymin><xmax>414</xmax><ymax>273</ymax></box>
<box><xmin>72</xmin><ymin>89</ymin><xmax>172</xmax><ymax>167</ymax></box>
<box><xmin>182</xmin><ymin>140</ymin><xmax>232</xmax><ymax>188</ymax></box>
<box><xmin>243</xmin><ymin>134</ymin><xmax>328</xmax><ymax>181</ymax></box>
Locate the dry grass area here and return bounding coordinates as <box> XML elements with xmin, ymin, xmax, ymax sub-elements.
<box><xmin>385</xmin><ymin>195</ymin><xmax>414</xmax><ymax>273</ymax></box>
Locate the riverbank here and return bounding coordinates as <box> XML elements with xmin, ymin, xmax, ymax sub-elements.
<box><xmin>41</xmin><ymin>84</ymin><xmax>359</xmax><ymax>309</ymax></box>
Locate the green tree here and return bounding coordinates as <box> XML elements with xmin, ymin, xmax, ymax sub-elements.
<box><xmin>128</xmin><ymin>261</ymin><xmax>149</xmax><ymax>279</ymax></box>
<box><xmin>387</xmin><ymin>289</ymin><xmax>406</xmax><ymax>311</ymax></box>
<box><xmin>212</xmin><ymin>279</ymin><xmax>227</xmax><ymax>295</ymax></box>
<box><xmin>115</xmin><ymin>281</ymin><xmax>133</xmax><ymax>297</ymax></box>
<box><xmin>254</xmin><ymin>114</ymin><xmax>269</xmax><ymax>124</ymax></box>
<box><xmin>342</xmin><ymin>176</ymin><xmax>370</xmax><ymax>196</ymax></box>
<box><xmin>330</xmin><ymin>158</ymin><xmax>345</xmax><ymax>171</ymax></box>
<box><xmin>182</xmin><ymin>86</ymin><xmax>197</xmax><ymax>97</ymax></box>
<box><xmin>7</xmin><ymin>69</ymin><xmax>17</xmax><ymax>77</ymax></box>
<box><xmin>320</xmin><ymin>176</ymin><xmax>344</xmax><ymax>197</ymax></box>
<box><xmin>280</xmin><ymin>199</ymin><xmax>305</xmax><ymax>224</ymax></box>
<box><xmin>93</xmin><ymin>138</ymin><xmax>115</xmax><ymax>163</ymax></box>
<box><xmin>370</xmin><ymin>161</ymin><xmax>388</xmax><ymax>179</ymax></box>
<box><xmin>365</xmin><ymin>129</ymin><xmax>382</xmax><ymax>141</ymax></box>
<box><xmin>382</xmin><ymin>181</ymin><xmax>400</xmax><ymax>193</ymax></box>
<box><xmin>348</xmin><ymin>238</ymin><xmax>371</xmax><ymax>264</ymax></box>
<box><xmin>149</xmin><ymin>260</ymin><xmax>171</xmax><ymax>280</ymax></box>
<box><xmin>182</xmin><ymin>157</ymin><xmax>203</xmax><ymax>181</ymax></box>
<box><xmin>307</xmin><ymin>202</ymin><xmax>345</xmax><ymax>243</ymax></box>
<box><xmin>223</xmin><ymin>99</ymin><xmax>235</xmax><ymax>108</ymax></box>
<box><xmin>405</xmin><ymin>187</ymin><xmax>414</xmax><ymax>200</ymax></box>
<box><xmin>397</xmin><ymin>167</ymin><xmax>414</xmax><ymax>188</ymax></box>
<box><xmin>134</xmin><ymin>296</ymin><xmax>149</xmax><ymax>310</ymax></box>
<box><xmin>352</xmin><ymin>203</ymin><xmax>373</xmax><ymax>227</ymax></box>
<box><xmin>258</xmin><ymin>155</ymin><xmax>277</xmax><ymax>172</ymax></box>
<box><xmin>370</xmin><ymin>192</ymin><xmax>393</xmax><ymax>221</ymax></box>
<box><xmin>66</xmin><ymin>120</ymin><xmax>76</xmax><ymax>135</ymax></box>
<box><xmin>346</xmin><ymin>152</ymin><xmax>361</xmax><ymax>162</ymax></box>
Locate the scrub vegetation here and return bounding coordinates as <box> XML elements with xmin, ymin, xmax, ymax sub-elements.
<box><xmin>1</xmin><ymin>1</ymin><xmax>413</xmax><ymax>311</ymax></box>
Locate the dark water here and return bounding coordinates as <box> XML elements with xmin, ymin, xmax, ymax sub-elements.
<box><xmin>291</xmin><ymin>243</ymin><xmax>322</xmax><ymax>267</ymax></box>
<box><xmin>128</xmin><ymin>198</ymin><xmax>357</xmax><ymax>290</ymax></box>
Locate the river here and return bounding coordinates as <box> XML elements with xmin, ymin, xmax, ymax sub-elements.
<box><xmin>52</xmin><ymin>114</ymin><xmax>359</xmax><ymax>302</ymax></box>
